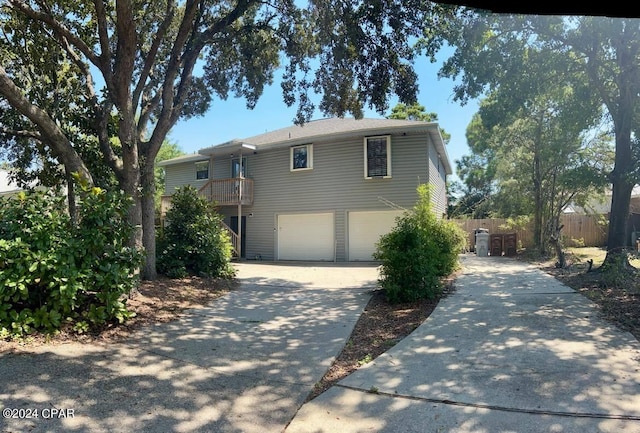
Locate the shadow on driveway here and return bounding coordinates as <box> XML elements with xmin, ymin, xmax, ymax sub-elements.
<box><xmin>1</xmin><ymin>264</ymin><xmax>376</xmax><ymax>433</ymax></box>
<box><xmin>285</xmin><ymin>255</ymin><xmax>640</xmax><ymax>433</ymax></box>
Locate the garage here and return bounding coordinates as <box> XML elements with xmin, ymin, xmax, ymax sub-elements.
<box><xmin>348</xmin><ymin>210</ymin><xmax>404</xmax><ymax>261</ymax></box>
<box><xmin>277</xmin><ymin>212</ymin><xmax>335</xmax><ymax>261</ymax></box>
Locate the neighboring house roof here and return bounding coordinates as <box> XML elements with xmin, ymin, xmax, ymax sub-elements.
<box><xmin>0</xmin><ymin>169</ymin><xmax>55</xmax><ymax>198</ymax></box>
<box><xmin>0</xmin><ymin>169</ymin><xmax>27</xmax><ymax>195</ymax></box>
<box><xmin>565</xmin><ymin>185</ymin><xmax>640</xmax><ymax>214</ymax></box>
<box><xmin>161</xmin><ymin>117</ymin><xmax>452</xmax><ymax>175</ymax></box>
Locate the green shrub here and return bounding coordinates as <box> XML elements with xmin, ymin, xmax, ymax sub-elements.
<box><xmin>157</xmin><ymin>186</ymin><xmax>235</xmax><ymax>279</ymax></box>
<box><xmin>0</xmin><ymin>187</ymin><xmax>143</xmax><ymax>337</ymax></box>
<box><xmin>373</xmin><ymin>184</ymin><xmax>466</xmax><ymax>303</ymax></box>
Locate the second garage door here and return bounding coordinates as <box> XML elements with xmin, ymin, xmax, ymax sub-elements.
<box><xmin>277</xmin><ymin>212</ymin><xmax>335</xmax><ymax>261</ymax></box>
<box><xmin>348</xmin><ymin>210</ymin><xmax>404</xmax><ymax>261</ymax></box>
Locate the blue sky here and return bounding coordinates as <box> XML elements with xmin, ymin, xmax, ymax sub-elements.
<box><xmin>168</xmin><ymin>51</ymin><xmax>481</xmax><ymax>184</ymax></box>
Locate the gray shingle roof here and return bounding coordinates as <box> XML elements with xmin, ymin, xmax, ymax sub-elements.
<box><xmin>201</xmin><ymin>117</ymin><xmax>439</xmax><ymax>151</ymax></box>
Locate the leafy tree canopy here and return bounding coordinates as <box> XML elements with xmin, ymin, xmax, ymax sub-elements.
<box><xmin>421</xmin><ymin>12</ymin><xmax>640</xmax><ymax>265</ymax></box>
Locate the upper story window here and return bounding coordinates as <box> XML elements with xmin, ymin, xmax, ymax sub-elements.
<box><xmin>195</xmin><ymin>161</ymin><xmax>209</xmax><ymax>180</ymax></box>
<box><xmin>364</xmin><ymin>135</ymin><xmax>391</xmax><ymax>179</ymax></box>
<box><xmin>231</xmin><ymin>157</ymin><xmax>247</xmax><ymax>178</ymax></box>
<box><xmin>290</xmin><ymin>144</ymin><xmax>313</xmax><ymax>171</ymax></box>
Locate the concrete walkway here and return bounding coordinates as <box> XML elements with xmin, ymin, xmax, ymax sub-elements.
<box><xmin>285</xmin><ymin>255</ymin><xmax>640</xmax><ymax>433</ymax></box>
<box><xmin>0</xmin><ymin>263</ymin><xmax>377</xmax><ymax>433</ymax></box>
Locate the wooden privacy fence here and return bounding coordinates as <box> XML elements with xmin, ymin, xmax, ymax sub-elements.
<box><xmin>451</xmin><ymin>214</ymin><xmax>608</xmax><ymax>250</ymax></box>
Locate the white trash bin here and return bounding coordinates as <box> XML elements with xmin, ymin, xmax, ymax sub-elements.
<box><xmin>475</xmin><ymin>232</ymin><xmax>489</xmax><ymax>257</ymax></box>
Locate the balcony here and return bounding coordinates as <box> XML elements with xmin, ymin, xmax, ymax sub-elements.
<box><xmin>198</xmin><ymin>178</ymin><xmax>254</xmax><ymax>206</ymax></box>
<box><xmin>159</xmin><ymin>178</ymin><xmax>254</xmax><ymax>229</ymax></box>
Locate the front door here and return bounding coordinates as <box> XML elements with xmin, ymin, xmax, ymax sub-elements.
<box><xmin>230</xmin><ymin>216</ymin><xmax>247</xmax><ymax>258</ymax></box>
<box><xmin>231</xmin><ymin>157</ymin><xmax>247</xmax><ymax>178</ymax></box>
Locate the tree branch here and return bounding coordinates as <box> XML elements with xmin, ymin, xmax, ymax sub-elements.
<box><xmin>113</xmin><ymin>0</ymin><xmax>137</xmax><ymax>108</ymax></box>
<box><xmin>96</xmin><ymin>100</ymin><xmax>124</xmax><ymax>176</ymax></box>
<box><xmin>169</xmin><ymin>0</ymin><xmax>260</xmax><ymax>125</ymax></box>
<box><xmin>145</xmin><ymin>0</ymin><xmax>203</xmax><ymax>150</ymax></box>
<box><xmin>0</xmin><ymin>65</ymin><xmax>93</xmax><ymax>184</ymax></box>
<box><xmin>93</xmin><ymin>0</ymin><xmax>115</xmax><ymax>88</ymax></box>
<box><xmin>133</xmin><ymin>2</ymin><xmax>176</xmax><ymax>111</ymax></box>
<box><xmin>0</xmin><ymin>126</ymin><xmax>41</xmax><ymax>140</ymax></box>
<box><xmin>138</xmin><ymin>91</ymin><xmax>162</xmax><ymax>142</ymax></box>
<box><xmin>7</xmin><ymin>0</ymin><xmax>102</xmax><ymax>68</ymax></box>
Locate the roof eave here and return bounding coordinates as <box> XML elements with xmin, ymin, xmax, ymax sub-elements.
<box><xmin>156</xmin><ymin>153</ymin><xmax>210</xmax><ymax>167</ymax></box>
<box><xmin>200</xmin><ymin>140</ymin><xmax>257</xmax><ymax>157</ymax></box>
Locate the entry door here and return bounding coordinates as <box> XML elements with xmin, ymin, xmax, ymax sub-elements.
<box><xmin>230</xmin><ymin>216</ymin><xmax>247</xmax><ymax>258</ymax></box>
<box><xmin>231</xmin><ymin>157</ymin><xmax>247</xmax><ymax>178</ymax></box>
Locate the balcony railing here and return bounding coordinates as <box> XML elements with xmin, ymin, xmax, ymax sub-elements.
<box><xmin>198</xmin><ymin>178</ymin><xmax>254</xmax><ymax>206</ymax></box>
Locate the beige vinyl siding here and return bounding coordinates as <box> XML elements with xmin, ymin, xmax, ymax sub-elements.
<box><xmin>210</xmin><ymin>154</ymin><xmax>257</xmax><ymax>180</ymax></box>
<box><xmin>427</xmin><ymin>141</ymin><xmax>448</xmax><ymax>217</ymax></box>
<box><xmin>212</xmin><ymin>157</ymin><xmax>230</xmax><ymax>179</ymax></box>
<box><xmin>215</xmin><ymin>132</ymin><xmax>435</xmax><ymax>261</ymax></box>
<box><xmin>163</xmin><ymin>159</ymin><xmax>211</xmax><ymax>195</ymax></box>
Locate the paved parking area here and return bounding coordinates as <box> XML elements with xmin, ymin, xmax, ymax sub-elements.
<box><xmin>0</xmin><ymin>262</ymin><xmax>377</xmax><ymax>433</ymax></box>
<box><xmin>233</xmin><ymin>261</ymin><xmax>381</xmax><ymax>289</ymax></box>
<box><xmin>286</xmin><ymin>256</ymin><xmax>640</xmax><ymax>433</ymax></box>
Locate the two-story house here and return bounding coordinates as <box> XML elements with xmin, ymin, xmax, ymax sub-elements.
<box><xmin>158</xmin><ymin>117</ymin><xmax>452</xmax><ymax>261</ymax></box>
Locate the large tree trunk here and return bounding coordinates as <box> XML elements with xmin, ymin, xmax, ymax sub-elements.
<box><xmin>604</xmin><ymin>175</ymin><xmax>633</xmax><ymax>267</ymax></box>
<box><xmin>118</xmin><ymin>124</ymin><xmax>144</xmax><ymax>263</ymax></box>
<box><xmin>122</xmin><ymin>181</ymin><xmax>143</xmax><ymax>248</ymax></box>
<box><xmin>550</xmin><ymin>221</ymin><xmax>566</xmax><ymax>269</ymax></box>
<box><xmin>595</xmin><ymin>26</ymin><xmax>637</xmax><ymax>271</ymax></box>
<box><xmin>141</xmin><ymin>159</ymin><xmax>157</xmax><ymax>280</ymax></box>
<box><xmin>602</xmin><ymin>88</ymin><xmax>634</xmax><ymax>269</ymax></box>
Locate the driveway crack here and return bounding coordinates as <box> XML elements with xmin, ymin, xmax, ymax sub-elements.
<box><xmin>335</xmin><ymin>384</ymin><xmax>640</xmax><ymax>421</ymax></box>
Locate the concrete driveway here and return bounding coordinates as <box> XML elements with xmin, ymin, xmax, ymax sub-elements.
<box><xmin>286</xmin><ymin>255</ymin><xmax>640</xmax><ymax>433</ymax></box>
<box><xmin>0</xmin><ymin>262</ymin><xmax>378</xmax><ymax>433</ymax></box>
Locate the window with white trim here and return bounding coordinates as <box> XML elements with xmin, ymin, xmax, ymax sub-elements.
<box><xmin>364</xmin><ymin>136</ymin><xmax>391</xmax><ymax>179</ymax></box>
<box><xmin>290</xmin><ymin>144</ymin><xmax>313</xmax><ymax>171</ymax></box>
<box><xmin>195</xmin><ymin>161</ymin><xmax>209</xmax><ymax>180</ymax></box>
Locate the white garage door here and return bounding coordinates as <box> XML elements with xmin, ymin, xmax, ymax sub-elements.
<box><xmin>277</xmin><ymin>213</ymin><xmax>335</xmax><ymax>261</ymax></box>
<box><xmin>348</xmin><ymin>210</ymin><xmax>404</xmax><ymax>261</ymax></box>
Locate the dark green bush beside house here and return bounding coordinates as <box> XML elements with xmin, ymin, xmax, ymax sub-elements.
<box><xmin>0</xmin><ymin>187</ymin><xmax>143</xmax><ymax>338</ymax></box>
<box><xmin>374</xmin><ymin>184</ymin><xmax>466</xmax><ymax>303</ymax></box>
<box><xmin>157</xmin><ymin>185</ymin><xmax>235</xmax><ymax>279</ymax></box>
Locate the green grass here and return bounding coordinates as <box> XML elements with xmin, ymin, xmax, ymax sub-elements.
<box><xmin>565</xmin><ymin>247</ymin><xmax>640</xmax><ymax>268</ymax></box>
